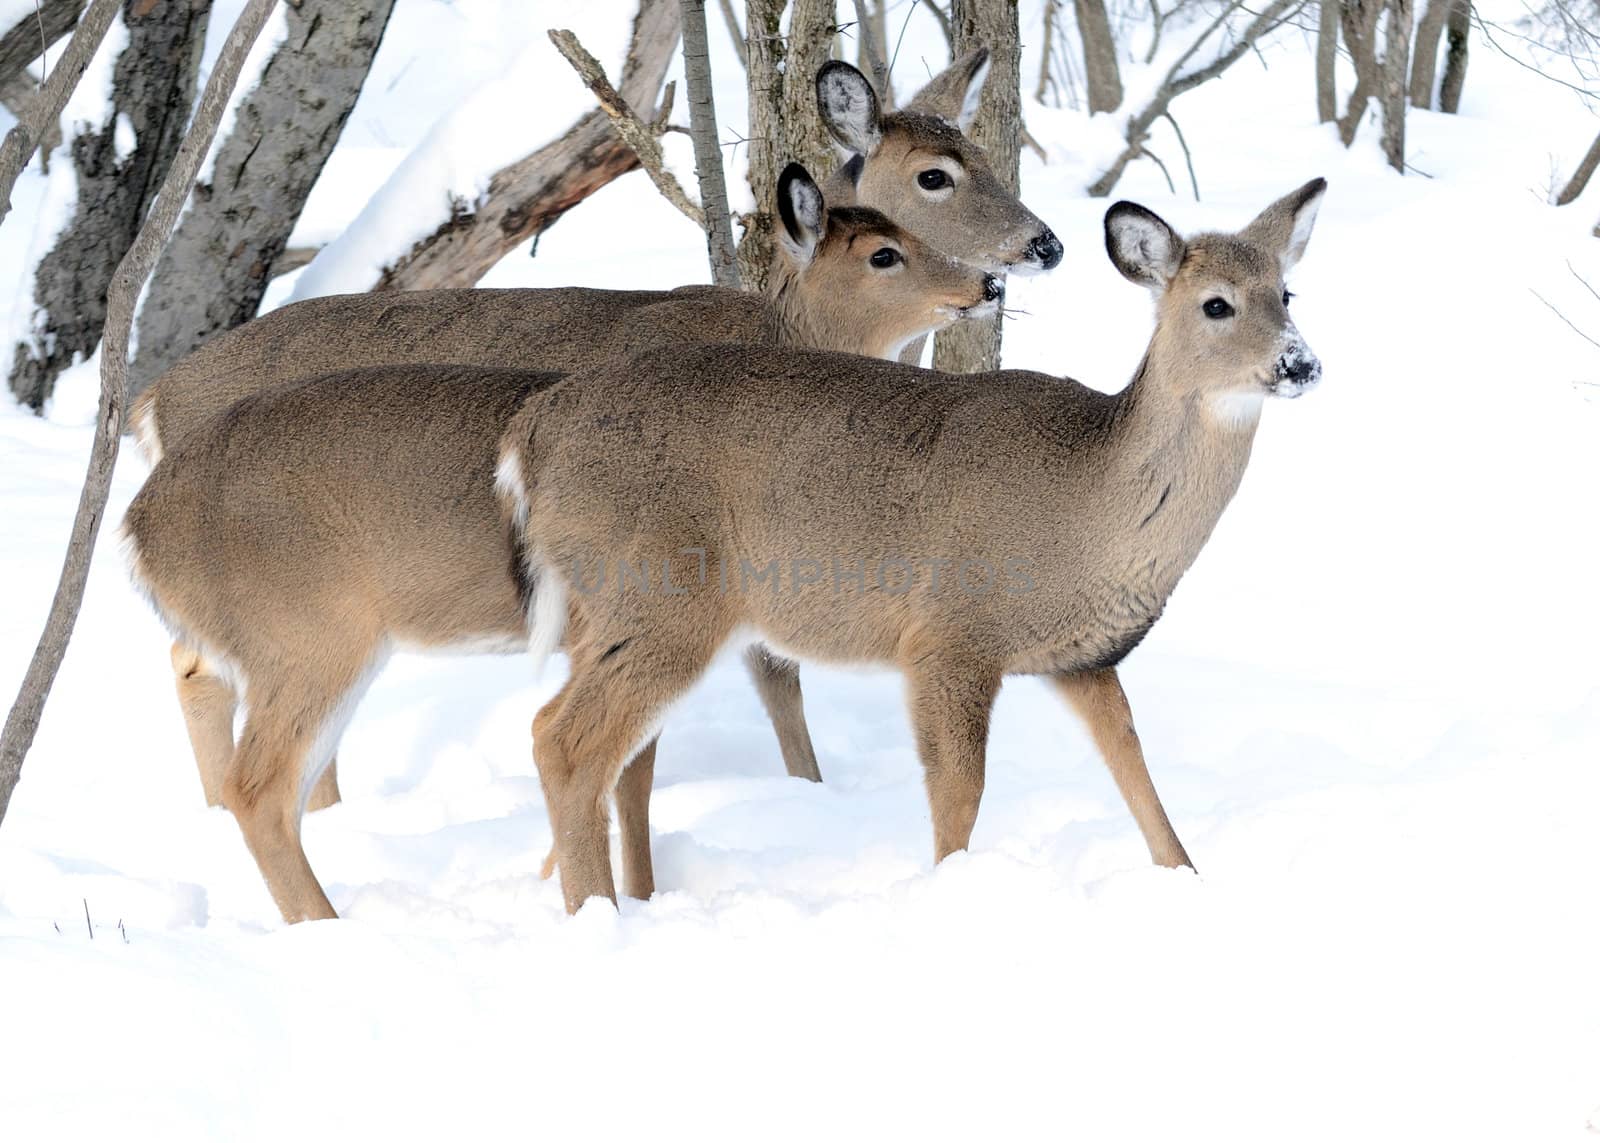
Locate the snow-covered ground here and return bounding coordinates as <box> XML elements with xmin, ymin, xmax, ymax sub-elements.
<box><xmin>2</xmin><ymin>2</ymin><xmax>1599</xmax><ymax>1138</ymax></box>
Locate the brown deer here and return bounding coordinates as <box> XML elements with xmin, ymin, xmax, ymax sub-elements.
<box><xmin>503</xmin><ymin>181</ymin><xmax>1326</xmax><ymax>912</ymax></box>
<box><xmin>119</xmin><ymin>167</ymin><xmax>999</xmax><ymax>924</ymax></box>
<box><xmin>130</xmin><ymin>54</ymin><xmax>1054</xmax><ymax>814</ymax></box>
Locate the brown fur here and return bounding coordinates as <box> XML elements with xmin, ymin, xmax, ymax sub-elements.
<box><xmin>509</xmin><ymin>181</ymin><xmax>1327</xmax><ymax>912</ymax></box>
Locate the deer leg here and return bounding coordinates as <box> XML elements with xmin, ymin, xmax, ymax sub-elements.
<box><xmin>170</xmin><ymin>641</ymin><xmax>237</xmax><ymax>807</ymax></box>
<box><xmin>1052</xmin><ymin>668</ymin><xmax>1193</xmax><ymax>870</ymax></box>
<box><xmin>742</xmin><ymin>644</ymin><xmax>822</xmax><ymax>782</ymax></box>
<box><xmin>305</xmin><ymin>758</ymin><xmax>342</xmax><ymax>812</ymax></box>
<box><xmin>905</xmin><ymin>657</ymin><xmax>1002</xmax><ymax>862</ymax></box>
<box><xmin>613</xmin><ymin>737</ymin><xmax>659</xmax><ymax>901</ymax></box>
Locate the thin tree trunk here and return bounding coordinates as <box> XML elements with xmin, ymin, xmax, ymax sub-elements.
<box><xmin>0</xmin><ymin>0</ymin><xmax>84</xmax><ymax>86</ymax></box>
<box><xmin>1036</xmin><ymin>0</ymin><xmax>1059</xmax><ymax>104</ymax></box>
<box><xmin>8</xmin><ymin>0</ymin><xmax>213</xmax><ymax>412</ymax></box>
<box><xmin>1556</xmin><ymin>130</ymin><xmax>1600</xmax><ymax>206</ymax></box>
<box><xmin>0</xmin><ymin>0</ymin><xmax>117</xmax><ymax>227</ymax></box>
<box><xmin>130</xmin><ymin>0</ymin><xmax>396</xmax><ymax>397</ymax></box>
<box><xmin>1316</xmin><ymin>0</ymin><xmax>1338</xmax><ymax>122</ymax></box>
<box><xmin>1410</xmin><ymin>0</ymin><xmax>1449</xmax><ymax>108</ymax></box>
<box><xmin>1337</xmin><ymin>0</ymin><xmax>1383</xmax><ymax>146</ymax></box>
<box><xmin>680</xmin><ymin>0</ymin><xmax>739</xmax><ymax>289</ymax></box>
<box><xmin>1074</xmin><ymin>0</ymin><xmax>1122</xmax><ymax>114</ymax></box>
<box><xmin>377</xmin><ymin>0</ymin><xmax>680</xmax><ymax>290</ymax></box>
<box><xmin>715</xmin><ymin>0</ymin><xmax>747</xmax><ymax>68</ymax></box>
<box><xmin>1380</xmin><ymin>0</ymin><xmax>1411</xmax><ymax>172</ymax></box>
<box><xmin>934</xmin><ymin>0</ymin><xmax>1019</xmax><ymax>374</ymax></box>
<box><xmin>783</xmin><ymin>0</ymin><xmax>838</xmax><ymax>181</ymax></box>
<box><xmin>1438</xmin><ymin>0</ymin><xmax>1468</xmax><ymax>113</ymax></box>
<box><xmin>0</xmin><ymin>0</ymin><xmax>278</xmax><ymax>832</ymax></box>
<box><xmin>853</xmin><ymin>0</ymin><xmax>891</xmax><ymax>107</ymax></box>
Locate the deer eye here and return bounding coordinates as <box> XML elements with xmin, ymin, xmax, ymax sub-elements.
<box><xmin>917</xmin><ymin>169</ymin><xmax>950</xmax><ymax>191</ymax></box>
<box><xmin>1202</xmin><ymin>297</ymin><xmax>1233</xmax><ymax>319</ymax></box>
<box><xmin>1282</xmin><ymin>290</ymin><xmax>1295</xmax><ymax>307</ymax></box>
<box><xmin>869</xmin><ymin>248</ymin><xmax>901</xmax><ymax>269</ymax></box>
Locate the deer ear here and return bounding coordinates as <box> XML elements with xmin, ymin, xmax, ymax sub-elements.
<box><xmin>1104</xmin><ymin>202</ymin><xmax>1186</xmax><ymax>292</ymax></box>
<box><xmin>778</xmin><ymin>163</ymin><xmax>827</xmax><ymax>264</ymax></box>
<box><xmin>816</xmin><ymin>61</ymin><xmax>883</xmax><ymax>155</ymax></box>
<box><xmin>1242</xmin><ymin>178</ymin><xmax>1327</xmax><ymax>273</ymax></box>
<box><xmin>905</xmin><ymin>47</ymin><xmax>991</xmax><ymax>131</ymax></box>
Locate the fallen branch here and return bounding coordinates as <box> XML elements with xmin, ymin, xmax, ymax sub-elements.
<box><xmin>0</xmin><ymin>0</ymin><xmax>281</xmax><ymax>828</ymax></box>
<box><xmin>549</xmin><ymin>27</ymin><xmax>703</xmax><ymax>227</ymax></box>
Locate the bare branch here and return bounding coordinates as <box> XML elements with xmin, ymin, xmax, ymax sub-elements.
<box><xmin>0</xmin><ymin>0</ymin><xmax>280</xmax><ymax>828</ymax></box>
<box><xmin>550</xmin><ymin>27</ymin><xmax>704</xmax><ymax>227</ymax></box>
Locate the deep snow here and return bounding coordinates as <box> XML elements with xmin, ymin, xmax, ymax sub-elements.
<box><xmin>1</xmin><ymin>2</ymin><xmax>1598</xmax><ymax>1139</ymax></box>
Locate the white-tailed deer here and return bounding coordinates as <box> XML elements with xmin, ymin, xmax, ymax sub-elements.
<box><xmin>120</xmin><ymin>167</ymin><xmax>999</xmax><ymax>924</ymax></box>
<box><xmin>504</xmin><ymin>180</ymin><xmax>1326</xmax><ymax>912</ymax></box>
<box><xmin>130</xmin><ymin>54</ymin><xmax>1052</xmax><ymax>814</ymax></box>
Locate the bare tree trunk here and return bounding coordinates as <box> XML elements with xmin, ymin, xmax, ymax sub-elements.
<box><xmin>737</xmin><ymin>0</ymin><xmax>836</xmax><ymax>293</ymax></box>
<box><xmin>0</xmin><ymin>0</ymin><xmax>84</xmax><ymax>85</ymax></box>
<box><xmin>1074</xmin><ymin>0</ymin><xmax>1122</xmax><ymax>114</ymax></box>
<box><xmin>1409</xmin><ymin>0</ymin><xmax>1448</xmax><ymax>107</ymax></box>
<box><xmin>1337</xmin><ymin>0</ymin><xmax>1382</xmax><ymax>146</ymax></box>
<box><xmin>0</xmin><ymin>0</ymin><xmax>278</xmax><ymax>831</ymax></box>
<box><xmin>130</xmin><ymin>0</ymin><xmax>396</xmax><ymax>397</ymax></box>
<box><xmin>1380</xmin><ymin>0</ymin><xmax>1412</xmax><ymax>172</ymax></box>
<box><xmin>0</xmin><ymin>0</ymin><xmax>116</xmax><ymax>225</ymax></box>
<box><xmin>681</xmin><ymin>0</ymin><xmax>739</xmax><ymax>288</ymax></box>
<box><xmin>378</xmin><ymin>0</ymin><xmax>680</xmax><ymax>291</ymax></box>
<box><xmin>1438</xmin><ymin>0</ymin><xmax>1468</xmax><ymax>113</ymax></box>
<box><xmin>933</xmin><ymin>0</ymin><xmax>1019</xmax><ymax>374</ymax></box>
<box><xmin>1316</xmin><ymin>0</ymin><xmax>1338</xmax><ymax>122</ymax></box>
<box><xmin>1036</xmin><ymin>0</ymin><xmax>1060</xmax><ymax>104</ymax></box>
<box><xmin>853</xmin><ymin>0</ymin><xmax>891</xmax><ymax>108</ymax></box>
<box><xmin>8</xmin><ymin>0</ymin><xmax>213</xmax><ymax>412</ymax></box>
<box><xmin>715</xmin><ymin>0</ymin><xmax>748</xmax><ymax>68</ymax></box>
<box><xmin>1557</xmin><ymin>130</ymin><xmax>1600</xmax><ymax>206</ymax></box>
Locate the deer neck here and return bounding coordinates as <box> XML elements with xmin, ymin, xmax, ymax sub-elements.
<box><xmin>764</xmin><ymin>255</ymin><xmax>902</xmax><ymax>359</ymax></box>
<box><xmin>1093</xmin><ymin>334</ymin><xmax>1262</xmax><ymax>581</ymax></box>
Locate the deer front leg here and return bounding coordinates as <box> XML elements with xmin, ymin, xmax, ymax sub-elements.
<box><xmin>905</xmin><ymin>658</ymin><xmax>1002</xmax><ymax>861</ymax></box>
<box><xmin>1052</xmin><ymin>668</ymin><xmax>1193</xmax><ymax>870</ymax></box>
<box><xmin>742</xmin><ymin>644</ymin><xmax>822</xmax><ymax>782</ymax></box>
<box><xmin>170</xmin><ymin>641</ymin><xmax>238</xmax><ymax>808</ymax></box>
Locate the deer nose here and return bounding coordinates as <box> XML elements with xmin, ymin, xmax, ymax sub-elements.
<box><xmin>983</xmin><ymin>274</ymin><xmax>1004</xmax><ymax>302</ymax></box>
<box><xmin>1027</xmin><ymin>229</ymin><xmax>1063</xmax><ymax>270</ymax></box>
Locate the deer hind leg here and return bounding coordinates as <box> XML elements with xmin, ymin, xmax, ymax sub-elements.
<box><xmin>170</xmin><ymin>641</ymin><xmax>237</xmax><ymax>807</ymax></box>
<box><xmin>613</xmin><ymin>737</ymin><xmax>658</xmax><ymax>901</ymax></box>
<box><xmin>222</xmin><ymin>658</ymin><xmax>380</xmax><ymax>923</ymax></box>
<box><xmin>905</xmin><ymin>656</ymin><xmax>1002</xmax><ymax>862</ymax></box>
<box><xmin>742</xmin><ymin>644</ymin><xmax>822</xmax><ymax>782</ymax></box>
<box><xmin>305</xmin><ymin>758</ymin><xmax>341</xmax><ymax>812</ymax></box>
<box><xmin>532</xmin><ymin>622</ymin><xmax>724</xmax><ymax>914</ymax></box>
<box><xmin>1052</xmin><ymin>668</ymin><xmax>1193</xmax><ymax>871</ymax></box>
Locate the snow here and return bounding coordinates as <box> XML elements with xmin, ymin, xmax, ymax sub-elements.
<box><xmin>2</xmin><ymin>1</ymin><xmax>1600</xmax><ymax>1139</ymax></box>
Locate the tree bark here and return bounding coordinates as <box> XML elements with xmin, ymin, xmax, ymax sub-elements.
<box><xmin>0</xmin><ymin>0</ymin><xmax>84</xmax><ymax>87</ymax></box>
<box><xmin>1337</xmin><ymin>0</ymin><xmax>1383</xmax><ymax>146</ymax></box>
<box><xmin>1438</xmin><ymin>0</ymin><xmax>1468</xmax><ymax>113</ymax></box>
<box><xmin>736</xmin><ymin>0</ymin><xmax>836</xmax><ymax>293</ymax></box>
<box><xmin>933</xmin><ymin>0</ymin><xmax>1019</xmax><ymax>374</ymax></box>
<box><xmin>1409</xmin><ymin>0</ymin><xmax>1449</xmax><ymax>108</ymax></box>
<box><xmin>1380</xmin><ymin>0</ymin><xmax>1411</xmax><ymax>172</ymax></box>
<box><xmin>1556</xmin><ymin>130</ymin><xmax>1600</xmax><ymax>206</ymax></box>
<box><xmin>8</xmin><ymin>0</ymin><xmax>212</xmax><ymax>412</ymax></box>
<box><xmin>1316</xmin><ymin>0</ymin><xmax>1338</xmax><ymax>122</ymax></box>
<box><xmin>853</xmin><ymin>0</ymin><xmax>891</xmax><ymax>108</ymax></box>
<box><xmin>378</xmin><ymin>0</ymin><xmax>680</xmax><ymax>291</ymax></box>
<box><xmin>1074</xmin><ymin>0</ymin><xmax>1122</xmax><ymax>114</ymax></box>
<box><xmin>680</xmin><ymin>0</ymin><xmax>739</xmax><ymax>288</ymax></box>
<box><xmin>129</xmin><ymin>0</ymin><xmax>396</xmax><ymax>398</ymax></box>
<box><xmin>0</xmin><ymin>0</ymin><xmax>278</xmax><ymax>832</ymax></box>
<box><xmin>0</xmin><ymin>0</ymin><xmax>117</xmax><ymax>226</ymax></box>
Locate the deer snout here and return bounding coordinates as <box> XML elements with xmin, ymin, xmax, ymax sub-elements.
<box><xmin>1023</xmin><ymin>229</ymin><xmax>1063</xmax><ymax>272</ymax></box>
<box><xmin>1271</xmin><ymin>343</ymin><xmax>1322</xmax><ymax>397</ymax></box>
<box><xmin>983</xmin><ymin>274</ymin><xmax>1004</xmax><ymax>302</ymax></box>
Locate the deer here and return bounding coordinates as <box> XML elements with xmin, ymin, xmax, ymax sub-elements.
<box><xmin>501</xmin><ymin>180</ymin><xmax>1327</xmax><ymax>913</ymax></box>
<box><xmin>128</xmin><ymin>52</ymin><xmax>1057</xmax><ymax>816</ymax></box>
<box><xmin>119</xmin><ymin>165</ymin><xmax>1000</xmax><ymax>924</ymax></box>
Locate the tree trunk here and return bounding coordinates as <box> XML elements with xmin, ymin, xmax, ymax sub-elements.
<box><xmin>1380</xmin><ymin>0</ymin><xmax>1411</xmax><ymax>172</ymax></box>
<box><xmin>0</xmin><ymin>0</ymin><xmax>84</xmax><ymax>86</ymax></box>
<box><xmin>8</xmin><ymin>0</ymin><xmax>212</xmax><ymax>412</ymax></box>
<box><xmin>853</xmin><ymin>0</ymin><xmax>890</xmax><ymax>107</ymax></box>
<box><xmin>933</xmin><ymin>0</ymin><xmax>1019</xmax><ymax>374</ymax></box>
<box><xmin>1409</xmin><ymin>0</ymin><xmax>1449</xmax><ymax>108</ymax></box>
<box><xmin>377</xmin><ymin>0</ymin><xmax>680</xmax><ymax>291</ymax></box>
<box><xmin>1556</xmin><ymin>130</ymin><xmax>1600</xmax><ymax>206</ymax></box>
<box><xmin>129</xmin><ymin>0</ymin><xmax>396</xmax><ymax>397</ymax></box>
<box><xmin>1316</xmin><ymin>0</ymin><xmax>1338</xmax><ymax>122</ymax></box>
<box><xmin>1073</xmin><ymin>0</ymin><xmax>1121</xmax><ymax>114</ymax></box>
<box><xmin>714</xmin><ymin>0</ymin><xmax>747</xmax><ymax>68</ymax></box>
<box><xmin>1337</xmin><ymin>0</ymin><xmax>1382</xmax><ymax>146</ymax></box>
<box><xmin>0</xmin><ymin>0</ymin><xmax>277</xmax><ymax>832</ymax></box>
<box><xmin>681</xmin><ymin>0</ymin><xmax>739</xmax><ymax>288</ymax></box>
<box><xmin>737</xmin><ymin>0</ymin><xmax>836</xmax><ymax>294</ymax></box>
<box><xmin>1438</xmin><ymin>0</ymin><xmax>1468</xmax><ymax>113</ymax></box>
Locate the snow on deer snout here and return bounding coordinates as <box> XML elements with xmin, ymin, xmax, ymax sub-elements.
<box><xmin>1106</xmin><ymin>177</ymin><xmax>1325</xmax><ymax>423</ymax></box>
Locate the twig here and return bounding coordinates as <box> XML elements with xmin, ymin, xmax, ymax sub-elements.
<box><xmin>1140</xmin><ymin>145</ymin><xmax>1177</xmax><ymax>194</ymax></box>
<box><xmin>714</xmin><ymin>0</ymin><xmax>747</xmax><ymax>69</ymax></box>
<box><xmin>83</xmin><ymin>897</ymin><xmax>91</xmax><ymax>939</ymax></box>
<box><xmin>1531</xmin><ymin>287</ymin><xmax>1600</xmax><ymax>351</ymax></box>
<box><xmin>1162</xmin><ymin>110</ymin><xmax>1199</xmax><ymax>199</ymax></box>
<box><xmin>1569</xmin><ymin>261</ymin><xmax>1600</xmax><ymax>306</ymax></box>
<box><xmin>0</xmin><ymin>0</ymin><xmax>280</xmax><ymax>826</ymax></box>
<box><xmin>549</xmin><ymin>28</ymin><xmax>703</xmax><ymax>227</ymax></box>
